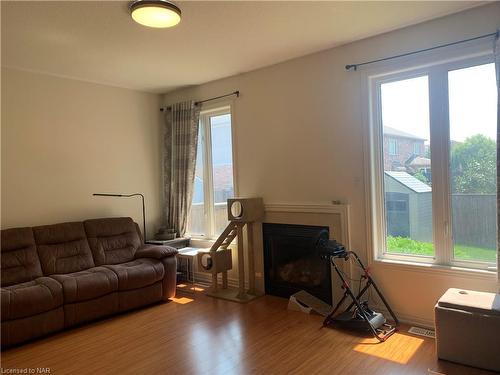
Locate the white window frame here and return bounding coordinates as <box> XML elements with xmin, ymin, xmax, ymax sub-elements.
<box><xmin>367</xmin><ymin>45</ymin><xmax>497</xmax><ymax>271</ymax></box>
<box><xmin>189</xmin><ymin>104</ymin><xmax>236</xmax><ymax>240</ymax></box>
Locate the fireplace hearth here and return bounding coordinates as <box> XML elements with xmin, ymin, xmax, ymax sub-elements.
<box><xmin>263</xmin><ymin>223</ymin><xmax>332</xmax><ymax>304</ymax></box>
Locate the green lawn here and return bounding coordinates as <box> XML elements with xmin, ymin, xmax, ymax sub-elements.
<box><xmin>386</xmin><ymin>236</ymin><xmax>497</xmax><ymax>263</ymax></box>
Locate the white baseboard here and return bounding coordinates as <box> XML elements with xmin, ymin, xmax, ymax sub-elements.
<box><xmin>373</xmin><ymin>304</ymin><xmax>434</xmax><ymax>329</ymax></box>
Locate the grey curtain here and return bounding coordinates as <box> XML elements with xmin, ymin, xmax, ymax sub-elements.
<box><xmin>163</xmin><ymin>101</ymin><xmax>201</xmax><ymax>237</ymax></box>
<box><xmin>495</xmin><ymin>29</ymin><xmax>500</xmax><ymax>284</ymax></box>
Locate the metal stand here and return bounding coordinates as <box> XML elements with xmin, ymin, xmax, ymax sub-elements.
<box><xmin>323</xmin><ymin>251</ymin><xmax>399</xmax><ymax>342</ymax></box>
<box><xmin>177</xmin><ymin>248</ymin><xmax>199</xmax><ymax>294</ymax></box>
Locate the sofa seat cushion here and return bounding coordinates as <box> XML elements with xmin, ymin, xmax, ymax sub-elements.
<box><xmin>1</xmin><ymin>277</ymin><xmax>63</xmax><ymax>320</ymax></box>
<box><xmin>104</xmin><ymin>258</ymin><xmax>164</xmax><ymax>291</ymax></box>
<box><xmin>51</xmin><ymin>267</ymin><xmax>118</xmax><ymax>303</ymax></box>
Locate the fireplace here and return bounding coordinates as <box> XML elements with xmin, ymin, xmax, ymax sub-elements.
<box><xmin>263</xmin><ymin>223</ymin><xmax>332</xmax><ymax>304</ymax></box>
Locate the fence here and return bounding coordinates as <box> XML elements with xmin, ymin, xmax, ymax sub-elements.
<box><xmin>451</xmin><ymin>194</ymin><xmax>496</xmax><ymax>249</ymax></box>
<box><xmin>386</xmin><ymin>193</ymin><xmax>496</xmax><ymax>249</ymax></box>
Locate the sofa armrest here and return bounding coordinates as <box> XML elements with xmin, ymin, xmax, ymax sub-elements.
<box><xmin>135</xmin><ymin>244</ymin><xmax>178</xmax><ymax>260</ymax></box>
<box><xmin>135</xmin><ymin>245</ymin><xmax>178</xmax><ymax>300</ymax></box>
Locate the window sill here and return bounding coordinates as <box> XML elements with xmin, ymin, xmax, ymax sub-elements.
<box><xmin>372</xmin><ymin>257</ymin><xmax>497</xmax><ymax>281</ymax></box>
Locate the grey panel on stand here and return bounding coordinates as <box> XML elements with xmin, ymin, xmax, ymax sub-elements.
<box><xmin>292</xmin><ymin>290</ymin><xmax>333</xmax><ymax>317</ymax></box>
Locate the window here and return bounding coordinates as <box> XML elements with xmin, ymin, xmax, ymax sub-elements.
<box><xmin>187</xmin><ymin>107</ymin><xmax>235</xmax><ymax>238</ymax></box>
<box><xmin>388</xmin><ymin>139</ymin><xmax>398</xmax><ymax>155</ymax></box>
<box><xmin>371</xmin><ymin>56</ymin><xmax>497</xmax><ymax>269</ymax></box>
<box><xmin>448</xmin><ymin>64</ymin><xmax>497</xmax><ymax>264</ymax></box>
<box><xmin>381</xmin><ymin>75</ymin><xmax>434</xmax><ymax>258</ymax></box>
<box><xmin>413</xmin><ymin>143</ymin><xmax>421</xmax><ymax>155</ymax></box>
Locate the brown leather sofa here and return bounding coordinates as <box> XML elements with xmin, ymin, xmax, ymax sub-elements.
<box><xmin>1</xmin><ymin>217</ymin><xmax>178</xmax><ymax>348</ymax></box>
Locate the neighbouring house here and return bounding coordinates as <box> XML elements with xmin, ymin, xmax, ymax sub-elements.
<box><xmin>383</xmin><ymin>126</ymin><xmax>427</xmax><ymax>171</ymax></box>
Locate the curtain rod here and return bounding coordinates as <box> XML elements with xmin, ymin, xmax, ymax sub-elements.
<box><xmin>160</xmin><ymin>90</ymin><xmax>240</xmax><ymax>112</ymax></box>
<box><xmin>345</xmin><ymin>31</ymin><xmax>498</xmax><ymax>71</ymax></box>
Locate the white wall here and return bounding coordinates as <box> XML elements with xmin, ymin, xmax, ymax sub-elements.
<box><xmin>163</xmin><ymin>3</ymin><xmax>500</xmax><ymax>326</ymax></box>
<box><xmin>1</xmin><ymin>68</ymin><xmax>163</xmax><ymax>236</ymax></box>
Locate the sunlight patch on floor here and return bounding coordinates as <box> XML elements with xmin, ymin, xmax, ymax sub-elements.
<box><xmin>353</xmin><ymin>334</ymin><xmax>424</xmax><ymax>364</ymax></box>
<box><xmin>177</xmin><ymin>284</ymin><xmax>205</xmax><ymax>292</ymax></box>
<box><xmin>170</xmin><ymin>296</ymin><xmax>194</xmax><ymax>304</ymax></box>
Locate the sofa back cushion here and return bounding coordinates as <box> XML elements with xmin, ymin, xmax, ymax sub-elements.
<box><xmin>34</xmin><ymin>222</ymin><xmax>95</xmax><ymax>275</ymax></box>
<box><xmin>1</xmin><ymin>227</ymin><xmax>43</xmax><ymax>287</ymax></box>
<box><xmin>84</xmin><ymin>217</ymin><xmax>141</xmax><ymax>266</ymax></box>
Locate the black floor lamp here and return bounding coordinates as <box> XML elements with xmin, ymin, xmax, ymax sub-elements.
<box><xmin>92</xmin><ymin>193</ymin><xmax>146</xmax><ymax>241</ymax></box>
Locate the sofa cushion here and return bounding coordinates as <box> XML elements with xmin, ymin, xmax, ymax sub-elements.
<box><xmin>50</xmin><ymin>267</ymin><xmax>118</xmax><ymax>303</ymax></box>
<box><xmin>34</xmin><ymin>222</ymin><xmax>95</xmax><ymax>275</ymax></box>
<box><xmin>84</xmin><ymin>217</ymin><xmax>142</xmax><ymax>266</ymax></box>
<box><xmin>1</xmin><ymin>277</ymin><xmax>63</xmax><ymax>320</ymax></box>
<box><xmin>1</xmin><ymin>227</ymin><xmax>43</xmax><ymax>287</ymax></box>
<box><xmin>104</xmin><ymin>258</ymin><xmax>164</xmax><ymax>291</ymax></box>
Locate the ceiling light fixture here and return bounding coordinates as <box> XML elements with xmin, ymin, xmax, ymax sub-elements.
<box><xmin>130</xmin><ymin>0</ymin><xmax>181</xmax><ymax>28</ymax></box>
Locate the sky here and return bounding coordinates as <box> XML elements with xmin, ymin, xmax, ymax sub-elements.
<box><xmin>210</xmin><ymin>114</ymin><xmax>233</xmax><ymax>166</ymax></box>
<box><xmin>192</xmin><ymin>113</ymin><xmax>233</xmax><ymax>204</ymax></box>
<box><xmin>381</xmin><ymin>62</ymin><xmax>497</xmax><ymax>144</ymax></box>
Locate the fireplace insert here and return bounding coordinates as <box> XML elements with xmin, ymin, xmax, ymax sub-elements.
<box><xmin>263</xmin><ymin>223</ymin><xmax>332</xmax><ymax>304</ymax></box>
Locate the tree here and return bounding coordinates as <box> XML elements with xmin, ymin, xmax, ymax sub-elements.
<box><xmin>413</xmin><ymin>169</ymin><xmax>431</xmax><ymax>185</ymax></box>
<box><xmin>450</xmin><ymin>134</ymin><xmax>496</xmax><ymax>194</ymax></box>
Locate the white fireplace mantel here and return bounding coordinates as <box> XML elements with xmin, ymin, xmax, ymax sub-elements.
<box><xmin>264</xmin><ymin>203</ymin><xmax>351</xmax><ymax>249</ymax></box>
<box><xmin>259</xmin><ymin>202</ymin><xmax>352</xmax><ymax>303</ymax></box>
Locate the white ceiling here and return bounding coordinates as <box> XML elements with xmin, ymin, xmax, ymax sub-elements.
<box><xmin>1</xmin><ymin>1</ymin><xmax>484</xmax><ymax>93</ymax></box>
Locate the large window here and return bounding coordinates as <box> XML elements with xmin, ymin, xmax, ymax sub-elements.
<box><xmin>187</xmin><ymin>107</ymin><xmax>235</xmax><ymax>238</ymax></box>
<box><xmin>371</xmin><ymin>56</ymin><xmax>497</xmax><ymax>269</ymax></box>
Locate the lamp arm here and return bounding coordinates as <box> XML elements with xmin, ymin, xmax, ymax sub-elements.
<box><xmin>92</xmin><ymin>193</ymin><xmax>146</xmax><ymax>241</ymax></box>
<box><xmin>139</xmin><ymin>194</ymin><xmax>146</xmax><ymax>242</ymax></box>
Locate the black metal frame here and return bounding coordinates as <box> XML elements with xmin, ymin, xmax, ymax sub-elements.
<box><xmin>323</xmin><ymin>250</ymin><xmax>399</xmax><ymax>342</ymax></box>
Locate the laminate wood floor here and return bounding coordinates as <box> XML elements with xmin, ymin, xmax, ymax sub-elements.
<box><xmin>1</xmin><ymin>290</ymin><xmax>496</xmax><ymax>375</ymax></box>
